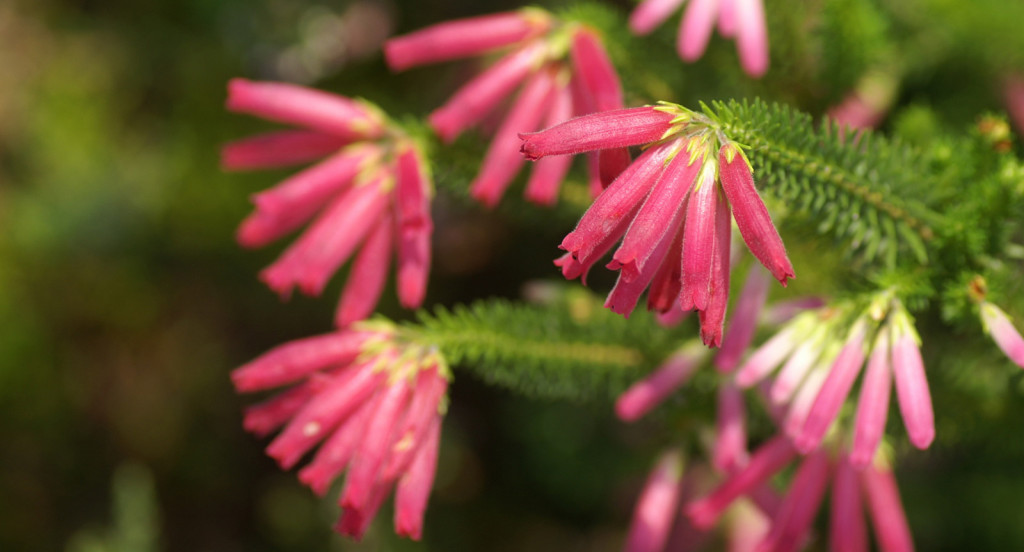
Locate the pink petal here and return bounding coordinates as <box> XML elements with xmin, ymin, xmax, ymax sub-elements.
<box><xmin>713</xmin><ymin>382</ymin><xmax>749</xmax><ymax>474</ymax></box>
<box><xmin>783</xmin><ymin>363</ymin><xmax>829</xmax><ymax>442</ymax></box>
<box><xmin>647</xmin><ymin>224</ymin><xmax>686</xmax><ymax>314</ymax></box>
<box><xmin>519</xmin><ymin>106</ymin><xmax>675</xmax><ymax>160</ymax></box>
<box><xmin>981</xmin><ymin>302</ymin><xmax>1024</xmax><ymax>368</ymax></box>
<box><xmin>718</xmin><ymin>145</ymin><xmax>794</xmax><ymax>285</ymax></box>
<box><xmin>340</xmin><ymin>371</ymin><xmax>413</xmax><ymax>512</ymax></box>
<box><xmin>613</xmin><ymin>140</ymin><xmax>699</xmax><ymax>282</ymax></box>
<box><xmin>625</xmin><ymin>449</ymin><xmax>686</xmax><ymax>552</ymax></box>
<box><xmin>679</xmin><ymin>168</ymin><xmax>719</xmax><ymax>312</ymax></box>
<box><xmin>605</xmin><ymin>215</ymin><xmax>684</xmax><ymax>318</ymax></box>
<box><xmin>699</xmin><ymin>187</ymin><xmax>733</xmax><ymax>347</ymax></box>
<box><xmin>221</xmin><ymin>130</ymin><xmax>349</xmax><ymax>171</ymax></box>
<box><xmin>394</xmin><ymin>414</ymin><xmax>443</xmax><ymax>540</ymax></box>
<box><xmin>428</xmin><ymin>40</ymin><xmax>547</xmax><ymax>143</ymax></box>
<box><xmin>734</xmin><ymin>324</ymin><xmax>801</xmax><ymax>387</ymax></box>
<box><xmin>383</xmin><ymin>366</ymin><xmax>449</xmax><ymax>480</ymax></box>
<box><xmin>769</xmin><ymin>329</ymin><xmax>824</xmax><ymax>405</ymax></box>
<box><xmin>733</xmin><ymin>0</ymin><xmax>769</xmax><ymax>77</ymax></box>
<box><xmin>861</xmin><ymin>460</ymin><xmax>915</xmax><ymax>552</ymax></box>
<box><xmin>560</xmin><ymin>142</ymin><xmax>678</xmax><ymax>269</ymax></box>
<box><xmin>686</xmin><ymin>435</ymin><xmax>797</xmax><ymax>529</ymax></box>
<box><xmin>232</xmin><ymin>331</ymin><xmax>373</xmax><ymax>391</ymax></box>
<box><xmin>757</xmin><ymin>448</ymin><xmax>830</xmax><ymax>552</ymax></box>
<box><xmin>851</xmin><ymin>330</ymin><xmax>893</xmax><ymax>468</ymax></box>
<box><xmin>266</xmin><ymin>361</ymin><xmax>387</xmax><ymax>469</ymax></box>
<box><xmin>259</xmin><ymin>173</ymin><xmax>390</xmax><ymax>298</ymax></box>
<box><xmin>630</xmin><ymin>0</ymin><xmax>688</xmax><ymax>35</ymax></box>
<box><xmin>524</xmin><ymin>78</ymin><xmax>575</xmax><ymax>205</ymax></box>
<box><xmin>335</xmin><ymin>214</ymin><xmax>395</xmax><ymax>328</ymax></box>
<box><xmin>384</xmin><ymin>10</ymin><xmax>551</xmax><ymax>71</ymax></box>
<box><xmin>714</xmin><ymin>265</ymin><xmax>772</xmax><ymax>372</ymax></box>
<box><xmin>297</xmin><ymin>392</ymin><xmax>378</xmax><ymax>496</ymax></box>
<box><xmin>891</xmin><ymin>329</ymin><xmax>934</xmax><ymax>449</ymax></box>
<box><xmin>242</xmin><ymin>380</ymin><xmax>319</xmax><ymax>437</ymax></box>
<box><xmin>226</xmin><ymin>79</ymin><xmax>382</xmax><ymax>138</ymax></box>
<box><xmin>830</xmin><ymin>453</ymin><xmax>869</xmax><ymax>552</ymax></box>
<box><xmin>717</xmin><ymin>0</ymin><xmax>738</xmax><ymax>38</ymax></box>
<box><xmin>1005</xmin><ymin>75</ymin><xmax>1024</xmax><ymax>136</ymax></box>
<box><xmin>336</xmin><ymin>479</ymin><xmax>390</xmax><ymax>539</ymax></box>
<box><xmin>677</xmin><ymin>0</ymin><xmax>719</xmax><ymax>62</ymax></box>
<box><xmin>470</xmin><ymin>65</ymin><xmax>557</xmax><ymax>207</ymax></box>
<box><xmin>616</xmin><ymin>344</ymin><xmax>706</xmax><ymax>421</ymax></box>
<box><xmin>236</xmin><ymin>145</ymin><xmax>381</xmax><ymax>248</ymax></box>
<box><xmin>796</xmin><ymin>321</ymin><xmax>868</xmax><ymax>453</ymax></box>
<box><xmin>395</xmin><ymin>143</ymin><xmax>434</xmax><ymax>309</ymax></box>
<box><xmin>569</xmin><ymin>27</ymin><xmax>624</xmax><ymax>112</ymax></box>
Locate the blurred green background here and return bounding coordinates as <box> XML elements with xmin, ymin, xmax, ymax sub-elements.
<box><xmin>3</xmin><ymin>0</ymin><xmax>1024</xmax><ymax>551</ymax></box>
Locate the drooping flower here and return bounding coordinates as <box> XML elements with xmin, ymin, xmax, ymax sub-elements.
<box><xmin>385</xmin><ymin>9</ymin><xmax>629</xmax><ymax>206</ymax></box>
<box><xmin>232</xmin><ymin>322</ymin><xmax>450</xmax><ymax>540</ymax></box>
<box><xmin>224</xmin><ymin>79</ymin><xmax>433</xmax><ymax>327</ymax></box>
<box><xmin>616</xmin><ymin>341</ymin><xmax>709</xmax><ymax>421</ymax></box>
<box><xmin>980</xmin><ymin>301</ymin><xmax>1024</xmax><ymax>368</ymax></box>
<box><xmin>625</xmin><ymin>449</ymin><xmax>686</xmax><ymax>552</ymax></box>
<box><xmin>687</xmin><ymin>443</ymin><xmax>917</xmax><ymax>551</ymax></box>
<box><xmin>521</xmin><ymin>103</ymin><xmax>794</xmax><ymax>346</ymax></box>
<box><xmin>732</xmin><ymin>295</ymin><xmax>934</xmax><ymax>460</ymax></box>
<box><xmin>628</xmin><ymin>0</ymin><xmax>769</xmax><ymax>78</ymax></box>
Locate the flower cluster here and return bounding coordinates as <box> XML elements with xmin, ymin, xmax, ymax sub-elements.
<box><xmin>734</xmin><ymin>295</ymin><xmax>934</xmax><ymax>464</ymax></box>
<box><xmin>629</xmin><ymin>0</ymin><xmax>769</xmax><ymax>78</ymax></box>
<box><xmin>384</xmin><ymin>9</ymin><xmax>629</xmax><ymax>206</ymax></box>
<box><xmin>232</xmin><ymin>322</ymin><xmax>449</xmax><ymax>540</ymax></box>
<box><xmin>520</xmin><ymin>103</ymin><xmax>794</xmax><ymax>346</ymax></box>
<box><xmin>224</xmin><ymin>79</ymin><xmax>433</xmax><ymax>328</ymax></box>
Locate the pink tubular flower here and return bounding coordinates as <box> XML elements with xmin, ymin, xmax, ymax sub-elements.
<box><xmin>850</xmin><ymin>329</ymin><xmax>892</xmax><ymax>467</ymax></box>
<box><xmin>686</xmin><ymin>435</ymin><xmax>797</xmax><ymax>529</ymax></box>
<box><xmin>616</xmin><ymin>342</ymin><xmax>708</xmax><ymax>421</ymax></box>
<box><xmin>860</xmin><ymin>457</ymin><xmax>916</xmax><ymax>552</ymax></box>
<box><xmin>625</xmin><ymin>449</ymin><xmax>686</xmax><ymax>552</ymax></box>
<box><xmin>890</xmin><ymin>311</ymin><xmax>934</xmax><ymax>450</ymax></box>
<box><xmin>629</xmin><ymin>0</ymin><xmax>769</xmax><ymax>78</ymax></box>
<box><xmin>757</xmin><ymin>448</ymin><xmax>831</xmax><ymax>552</ymax></box>
<box><xmin>714</xmin><ymin>266</ymin><xmax>772</xmax><ymax>373</ymax></box>
<box><xmin>225</xmin><ymin>80</ymin><xmax>435</xmax><ymax>327</ymax></box>
<box><xmin>233</xmin><ymin>322</ymin><xmax>450</xmax><ymax>540</ymax></box>
<box><xmin>830</xmin><ymin>453</ymin><xmax>869</xmax><ymax>552</ymax></box>
<box><xmin>386</xmin><ymin>10</ymin><xmax>629</xmax><ymax>206</ymax></box>
<box><xmin>981</xmin><ymin>301</ymin><xmax>1024</xmax><ymax>368</ymax></box>
<box><xmin>1006</xmin><ymin>75</ymin><xmax>1024</xmax><ymax>137</ymax></box>
<box><xmin>713</xmin><ymin>382</ymin><xmax>749</xmax><ymax>474</ymax></box>
<box><xmin>521</xmin><ymin>104</ymin><xmax>793</xmax><ymax>346</ymax></box>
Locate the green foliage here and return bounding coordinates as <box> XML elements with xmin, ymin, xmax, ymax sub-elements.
<box><xmin>711</xmin><ymin>98</ymin><xmax>940</xmax><ymax>268</ymax></box>
<box><xmin>409</xmin><ymin>291</ymin><xmax>681</xmax><ymax>402</ymax></box>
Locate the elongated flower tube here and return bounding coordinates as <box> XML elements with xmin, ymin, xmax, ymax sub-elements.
<box><xmin>521</xmin><ymin>104</ymin><xmax>794</xmax><ymax>347</ymax></box>
<box><xmin>628</xmin><ymin>0</ymin><xmax>769</xmax><ymax>77</ymax></box>
<box><xmin>830</xmin><ymin>453</ymin><xmax>869</xmax><ymax>552</ymax></box>
<box><xmin>757</xmin><ymin>448</ymin><xmax>831</xmax><ymax>552</ymax></box>
<box><xmin>714</xmin><ymin>266</ymin><xmax>772</xmax><ymax>373</ymax></box>
<box><xmin>980</xmin><ymin>301</ymin><xmax>1024</xmax><ymax>368</ymax></box>
<box><xmin>233</xmin><ymin>322</ymin><xmax>450</xmax><ymax>541</ymax></box>
<box><xmin>850</xmin><ymin>329</ymin><xmax>893</xmax><ymax>467</ymax></box>
<box><xmin>890</xmin><ymin>309</ymin><xmax>934</xmax><ymax>450</ymax></box>
<box><xmin>385</xmin><ymin>10</ymin><xmax>628</xmax><ymax>206</ymax></box>
<box><xmin>860</xmin><ymin>456</ymin><xmax>915</xmax><ymax>552</ymax></box>
<box><xmin>616</xmin><ymin>342</ymin><xmax>708</xmax><ymax>421</ymax></box>
<box><xmin>625</xmin><ymin>449</ymin><xmax>686</xmax><ymax>552</ymax></box>
<box><xmin>713</xmin><ymin>382</ymin><xmax>749</xmax><ymax>474</ymax></box>
<box><xmin>686</xmin><ymin>435</ymin><xmax>798</xmax><ymax>529</ymax></box>
<box><xmin>225</xmin><ymin>80</ymin><xmax>435</xmax><ymax>327</ymax></box>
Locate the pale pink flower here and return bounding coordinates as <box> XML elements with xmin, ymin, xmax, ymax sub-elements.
<box><xmin>386</xmin><ymin>11</ymin><xmax>628</xmax><ymax>206</ymax></box>
<box><xmin>713</xmin><ymin>382</ymin><xmax>749</xmax><ymax>473</ymax></box>
<box><xmin>830</xmin><ymin>453</ymin><xmax>869</xmax><ymax>552</ymax></box>
<box><xmin>981</xmin><ymin>301</ymin><xmax>1024</xmax><ymax>368</ymax></box>
<box><xmin>756</xmin><ymin>448</ymin><xmax>831</xmax><ymax>552</ymax></box>
<box><xmin>616</xmin><ymin>342</ymin><xmax>708</xmax><ymax>421</ymax></box>
<box><xmin>233</xmin><ymin>324</ymin><xmax>449</xmax><ymax>540</ymax></box>
<box><xmin>225</xmin><ymin>80</ymin><xmax>434</xmax><ymax>327</ymax></box>
<box><xmin>1003</xmin><ymin>75</ymin><xmax>1024</xmax><ymax>136</ymax></box>
<box><xmin>714</xmin><ymin>266</ymin><xmax>772</xmax><ymax>373</ymax></box>
<box><xmin>860</xmin><ymin>457</ymin><xmax>916</xmax><ymax>552</ymax></box>
<box><xmin>686</xmin><ymin>435</ymin><xmax>797</xmax><ymax>529</ymax></box>
<box><xmin>890</xmin><ymin>313</ymin><xmax>934</xmax><ymax>450</ymax></box>
<box><xmin>625</xmin><ymin>449</ymin><xmax>686</xmax><ymax>552</ymax></box>
<box><xmin>521</xmin><ymin>107</ymin><xmax>793</xmax><ymax>346</ymax></box>
<box><xmin>629</xmin><ymin>0</ymin><xmax>769</xmax><ymax>77</ymax></box>
<box><xmin>850</xmin><ymin>329</ymin><xmax>892</xmax><ymax>467</ymax></box>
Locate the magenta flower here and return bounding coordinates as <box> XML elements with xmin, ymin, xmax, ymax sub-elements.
<box><xmin>624</xmin><ymin>449</ymin><xmax>686</xmax><ymax>552</ymax></box>
<box><xmin>629</xmin><ymin>0</ymin><xmax>769</xmax><ymax>78</ymax></box>
<box><xmin>980</xmin><ymin>301</ymin><xmax>1024</xmax><ymax>368</ymax></box>
<box><xmin>385</xmin><ymin>9</ymin><xmax>629</xmax><ymax>206</ymax></box>
<box><xmin>232</xmin><ymin>323</ymin><xmax>450</xmax><ymax>540</ymax></box>
<box><xmin>522</xmin><ymin>104</ymin><xmax>793</xmax><ymax>346</ymax></box>
<box><xmin>225</xmin><ymin>79</ymin><xmax>434</xmax><ymax>327</ymax></box>
<box><xmin>1003</xmin><ymin>74</ymin><xmax>1024</xmax><ymax>136</ymax></box>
